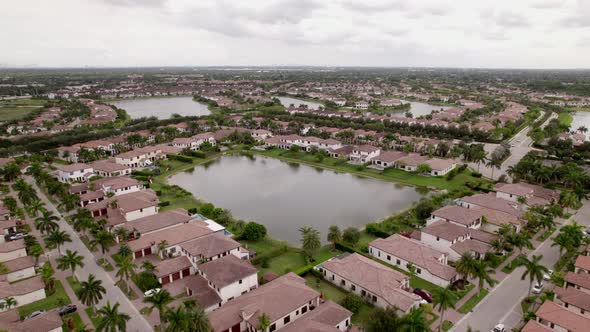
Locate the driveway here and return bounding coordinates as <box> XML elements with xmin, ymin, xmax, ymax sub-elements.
<box><xmin>452</xmin><ymin>199</ymin><xmax>590</xmax><ymax>332</ymax></box>
<box><xmin>26</xmin><ymin>176</ymin><xmax>154</xmax><ymax>332</ymax></box>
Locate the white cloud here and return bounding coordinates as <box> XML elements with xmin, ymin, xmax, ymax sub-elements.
<box><xmin>0</xmin><ymin>0</ymin><xmax>585</xmax><ymax>68</ymax></box>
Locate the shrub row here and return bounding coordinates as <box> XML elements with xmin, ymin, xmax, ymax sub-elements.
<box><xmin>251</xmin><ymin>245</ymin><xmax>289</xmax><ymax>266</ymax></box>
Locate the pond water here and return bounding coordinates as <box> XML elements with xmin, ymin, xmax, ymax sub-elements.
<box><xmin>401</xmin><ymin>100</ymin><xmax>450</xmax><ymax>117</ymax></box>
<box><xmin>276</xmin><ymin>96</ymin><xmax>323</xmax><ymax>110</ymax></box>
<box><xmin>169</xmin><ymin>154</ymin><xmax>424</xmax><ymax>245</ymax></box>
<box><xmin>571</xmin><ymin>112</ymin><xmax>590</xmax><ymax>132</ymax></box>
<box><xmin>112</xmin><ymin>97</ymin><xmax>211</xmax><ymax>119</ymax></box>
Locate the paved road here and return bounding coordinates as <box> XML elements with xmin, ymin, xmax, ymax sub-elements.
<box><xmin>26</xmin><ymin>176</ymin><xmax>153</xmax><ymax>332</ymax></box>
<box><xmin>472</xmin><ymin>112</ymin><xmax>557</xmax><ymax>181</ymax></box>
<box><xmin>452</xmin><ymin>200</ymin><xmax>590</xmax><ymax>332</ymax></box>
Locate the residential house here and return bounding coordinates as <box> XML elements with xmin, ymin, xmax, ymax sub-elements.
<box><xmin>533</xmin><ymin>300</ymin><xmax>590</xmax><ymax>332</ymax></box>
<box><xmin>208</xmin><ymin>273</ymin><xmax>321</xmax><ymax>332</ymax></box>
<box><xmin>55</xmin><ymin>163</ymin><xmax>94</xmax><ymax>183</ymax></box>
<box><xmin>279</xmin><ymin>300</ymin><xmax>352</xmax><ymax>332</ymax></box>
<box><xmin>0</xmin><ymin>309</ymin><xmax>62</xmax><ymax>332</ymax></box>
<box><xmin>317</xmin><ymin>253</ymin><xmax>421</xmax><ymax>313</ymax></box>
<box><xmin>369</xmin><ymin>234</ymin><xmax>458</xmax><ymax>287</ymax></box>
<box><xmin>0</xmin><ymin>276</ymin><xmax>46</xmax><ymax>311</ymax></box>
<box><xmin>429</xmin><ymin>205</ymin><xmax>484</xmax><ymax>229</ymax></box>
<box><xmin>349</xmin><ymin>145</ymin><xmax>380</xmax><ymax>163</ymax></box>
<box><xmin>155</xmin><ymin>255</ymin><xmax>194</xmax><ymax>286</ymax></box>
<box><xmin>198</xmin><ymin>255</ymin><xmax>258</xmax><ymax>303</ymax></box>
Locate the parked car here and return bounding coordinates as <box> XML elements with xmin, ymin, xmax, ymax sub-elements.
<box><xmin>543</xmin><ymin>269</ymin><xmax>554</xmax><ymax>281</ymax></box>
<box><xmin>58</xmin><ymin>304</ymin><xmax>77</xmax><ymax>316</ymax></box>
<box><xmin>413</xmin><ymin>288</ymin><xmax>433</xmax><ymax>303</ymax></box>
<box><xmin>7</xmin><ymin>232</ymin><xmax>27</xmax><ymax>241</ymax></box>
<box><xmin>492</xmin><ymin>324</ymin><xmax>506</xmax><ymax>332</ymax></box>
<box><xmin>532</xmin><ymin>282</ymin><xmax>544</xmax><ymax>294</ymax></box>
<box><xmin>144</xmin><ymin>288</ymin><xmax>161</xmax><ymax>297</ymax></box>
<box><xmin>25</xmin><ymin>310</ymin><xmax>46</xmax><ymax>320</ymax></box>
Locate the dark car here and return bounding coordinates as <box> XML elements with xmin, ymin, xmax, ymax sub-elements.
<box><xmin>58</xmin><ymin>304</ymin><xmax>77</xmax><ymax>316</ymax></box>
<box><xmin>413</xmin><ymin>288</ymin><xmax>433</xmax><ymax>303</ymax></box>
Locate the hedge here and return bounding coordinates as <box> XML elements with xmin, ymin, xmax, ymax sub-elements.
<box><xmin>294</xmin><ymin>265</ymin><xmax>314</xmax><ymax>276</ymax></box>
<box><xmin>167</xmin><ymin>154</ymin><xmax>193</xmax><ymax>163</ymax></box>
<box><xmin>365</xmin><ymin>223</ymin><xmax>390</xmax><ymax>238</ymax></box>
<box><xmin>158</xmin><ymin>201</ymin><xmax>170</xmax><ymax>207</ymax></box>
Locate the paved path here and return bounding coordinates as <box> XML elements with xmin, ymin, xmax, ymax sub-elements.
<box><xmin>452</xmin><ymin>199</ymin><xmax>590</xmax><ymax>332</ymax></box>
<box><xmin>26</xmin><ymin>176</ymin><xmax>153</xmax><ymax>332</ymax></box>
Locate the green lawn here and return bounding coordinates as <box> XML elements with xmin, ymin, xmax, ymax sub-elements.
<box><xmin>558</xmin><ymin>113</ymin><xmax>573</xmax><ymax>127</ymax></box>
<box><xmin>18</xmin><ymin>280</ymin><xmax>71</xmax><ymax>318</ymax></box>
<box><xmin>62</xmin><ymin>312</ymin><xmax>84</xmax><ymax>331</ymax></box>
<box><xmin>257</xmin><ymin>245</ymin><xmax>341</xmax><ymax>276</ymax></box>
<box><xmin>441</xmin><ymin>320</ymin><xmax>454</xmax><ymax>331</ymax></box>
<box><xmin>240</xmin><ymin>236</ymin><xmax>290</xmax><ymax>255</ymax></box>
<box><xmin>97</xmin><ymin>257</ymin><xmax>114</xmax><ymax>271</ymax></box>
<box><xmin>458</xmin><ymin>289</ymin><xmax>489</xmax><ymax>313</ymax></box>
<box><xmin>0</xmin><ymin>107</ymin><xmax>40</xmax><ymax>121</ymax></box>
<box><xmin>253</xmin><ymin>149</ymin><xmax>485</xmax><ymax>191</ymax></box>
<box><xmin>85</xmin><ymin>307</ymin><xmax>101</xmax><ymax>328</ymax></box>
<box><xmin>501</xmin><ymin>257</ymin><xmax>521</xmax><ymax>274</ymax></box>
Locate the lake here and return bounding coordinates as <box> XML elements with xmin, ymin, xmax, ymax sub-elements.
<box><xmin>571</xmin><ymin>112</ymin><xmax>590</xmax><ymax>131</ymax></box>
<box><xmin>276</xmin><ymin>96</ymin><xmax>323</xmax><ymax>110</ymax></box>
<box><xmin>112</xmin><ymin>97</ymin><xmax>211</xmax><ymax>119</ymax></box>
<box><xmin>169</xmin><ymin>154</ymin><xmax>424</xmax><ymax>245</ymax></box>
<box><xmin>402</xmin><ymin>100</ymin><xmax>450</xmax><ymax>117</ymax></box>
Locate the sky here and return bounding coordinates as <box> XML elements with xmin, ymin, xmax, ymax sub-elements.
<box><xmin>0</xmin><ymin>0</ymin><xmax>589</xmax><ymax>69</ymax></box>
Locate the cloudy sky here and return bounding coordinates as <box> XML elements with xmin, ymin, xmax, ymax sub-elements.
<box><xmin>1</xmin><ymin>0</ymin><xmax>589</xmax><ymax>68</ymax></box>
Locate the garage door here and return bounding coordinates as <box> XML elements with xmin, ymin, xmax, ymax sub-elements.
<box><xmin>161</xmin><ymin>276</ymin><xmax>170</xmax><ymax>285</ymax></box>
<box><xmin>134</xmin><ymin>250</ymin><xmax>143</xmax><ymax>259</ymax></box>
<box><xmin>172</xmin><ymin>272</ymin><xmax>181</xmax><ymax>281</ymax></box>
<box><xmin>182</xmin><ymin>268</ymin><xmax>190</xmax><ymax>277</ymax></box>
<box><xmin>144</xmin><ymin>247</ymin><xmax>152</xmax><ymax>255</ymax></box>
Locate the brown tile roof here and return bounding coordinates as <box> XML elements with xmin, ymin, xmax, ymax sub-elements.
<box><xmin>57</xmin><ymin>163</ymin><xmax>92</xmax><ymax>173</ymax></box>
<box><xmin>469</xmin><ymin>229</ymin><xmax>497</xmax><ymax>245</ymax></box>
<box><xmin>0</xmin><ymin>239</ymin><xmax>25</xmax><ymax>253</ymax></box>
<box><xmin>181</xmin><ymin>274</ymin><xmax>222</xmax><ymax>308</ymax></box>
<box><xmin>79</xmin><ymin>190</ymin><xmax>105</xmax><ymax>202</ymax></box>
<box><xmin>395</xmin><ymin>153</ymin><xmax>430</xmax><ymax>167</ymax></box>
<box><xmin>373</xmin><ymin>151</ymin><xmax>407</xmax><ymax>163</ymax></box>
<box><xmin>155</xmin><ymin>256</ymin><xmax>192</xmax><ymax>278</ymax></box>
<box><xmin>370</xmin><ymin>234</ymin><xmax>457</xmax><ymax>280</ymax></box>
<box><xmin>521</xmin><ymin>320</ymin><xmax>553</xmax><ymax>332</ymax></box>
<box><xmin>421</xmin><ymin>220</ymin><xmax>470</xmax><ymax>241</ymax></box>
<box><xmin>426</xmin><ymin>158</ymin><xmax>456</xmax><ymax>171</ymax></box>
<box><xmin>451</xmin><ymin>239</ymin><xmax>492</xmax><ymax>256</ymax></box>
<box><xmin>209</xmin><ymin>273</ymin><xmax>319</xmax><ymax>332</ymax></box>
<box><xmin>535</xmin><ymin>300</ymin><xmax>590</xmax><ymax>331</ymax></box>
<box><xmin>0</xmin><ymin>310</ymin><xmax>62</xmax><ymax>332</ymax></box>
<box><xmin>200</xmin><ymin>255</ymin><xmax>257</xmax><ymax>288</ymax></box>
<box><xmin>460</xmin><ymin>193</ymin><xmax>525</xmax><ymax>218</ymax></box>
<box><xmin>432</xmin><ymin>205</ymin><xmax>483</xmax><ymax>226</ymax></box>
<box><xmin>575</xmin><ymin>255</ymin><xmax>590</xmax><ymax>272</ymax></box>
<box><xmin>94</xmin><ymin>176</ymin><xmax>140</xmax><ymax>191</ymax></box>
<box><xmin>0</xmin><ymin>275</ymin><xmax>44</xmax><ymax>298</ymax></box>
<box><xmin>126</xmin><ymin>208</ymin><xmax>192</xmax><ymax>234</ymax></box>
<box><xmin>555</xmin><ymin>286</ymin><xmax>590</xmax><ymax>312</ymax></box>
<box><xmin>494</xmin><ymin>183</ymin><xmax>534</xmax><ymax>196</ymax></box>
<box><xmin>3</xmin><ymin>256</ymin><xmax>35</xmax><ymax>272</ymax></box>
<box><xmin>353</xmin><ymin>144</ymin><xmax>380</xmax><ymax>153</ymax></box>
<box><xmin>473</xmin><ymin>206</ymin><xmax>522</xmax><ymax>227</ymax></box>
<box><xmin>127</xmin><ymin>223</ymin><xmax>215</xmax><ymax>252</ymax></box>
<box><xmin>280</xmin><ymin>300</ymin><xmax>352</xmax><ymax>332</ymax></box>
<box><xmin>322</xmin><ymin>253</ymin><xmax>420</xmax><ymax>311</ymax></box>
<box><xmin>181</xmin><ymin>233</ymin><xmax>241</xmax><ymax>259</ymax></box>
<box><xmin>566</xmin><ymin>272</ymin><xmax>590</xmax><ymax>290</ymax></box>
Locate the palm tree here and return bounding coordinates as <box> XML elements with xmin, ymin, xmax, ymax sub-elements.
<box><xmin>117</xmin><ymin>245</ymin><xmax>133</xmax><ymax>259</ymax></box>
<box><xmin>72</xmin><ymin>209</ymin><xmax>94</xmax><ymax>237</ymax></box>
<box><xmin>164</xmin><ymin>306</ymin><xmax>187</xmax><ymax>332</ymax></box>
<box><xmin>35</xmin><ymin>210</ymin><xmax>59</xmax><ymax>234</ymax></box>
<box><xmin>0</xmin><ymin>297</ymin><xmax>17</xmax><ymax>310</ymax></box>
<box><xmin>327</xmin><ymin>225</ymin><xmax>341</xmax><ymax>250</ymax></box>
<box><xmin>40</xmin><ymin>263</ymin><xmax>56</xmax><ymax>293</ymax></box>
<box><xmin>517</xmin><ymin>255</ymin><xmax>549</xmax><ymax>297</ymax></box>
<box><xmin>115</xmin><ymin>257</ymin><xmax>137</xmax><ymax>291</ymax></box>
<box><xmin>91</xmin><ymin>231</ymin><xmax>116</xmax><ymax>254</ymax></box>
<box><xmin>455</xmin><ymin>252</ymin><xmax>477</xmax><ymax>282</ymax></box>
<box><xmin>113</xmin><ymin>227</ymin><xmax>130</xmax><ymax>243</ymax></box>
<box><xmin>508</xmin><ymin>232</ymin><xmax>533</xmax><ymax>256</ymax></box>
<box><xmin>258</xmin><ymin>313</ymin><xmax>271</xmax><ymax>331</ymax></box>
<box><xmin>552</xmin><ymin>221</ymin><xmax>585</xmax><ymax>254</ymax></box>
<box><xmin>560</xmin><ymin>190</ymin><xmax>581</xmax><ymax>214</ymax></box>
<box><xmin>432</xmin><ymin>286</ymin><xmax>458</xmax><ymax>331</ymax></box>
<box><xmin>2</xmin><ymin>162</ymin><xmax>21</xmax><ymax>182</ymax></box>
<box><xmin>299</xmin><ymin>226</ymin><xmax>321</xmax><ymax>261</ymax></box>
<box><xmin>144</xmin><ymin>289</ymin><xmax>174</xmax><ymax>328</ymax></box>
<box><xmin>77</xmin><ymin>274</ymin><xmax>106</xmax><ymax>314</ymax></box>
<box><xmin>59</xmin><ymin>193</ymin><xmax>79</xmax><ymax>212</ymax></box>
<box><xmin>28</xmin><ymin>199</ymin><xmax>46</xmax><ymax>217</ymax></box>
<box><xmin>400</xmin><ymin>307</ymin><xmax>432</xmax><ymax>332</ymax></box>
<box><xmin>141</xmin><ymin>260</ymin><xmax>157</xmax><ymax>273</ymax></box>
<box><xmin>95</xmin><ymin>301</ymin><xmax>131</xmax><ymax>332</ymax></box>
<box><xmin>56</xmin><ymin>249</ymin><xmax>85</xmax><ymax>280</ymax></box>
<box><xmin>28</xmin><ymin>244</ymin><xmax>43</xmax><ymax>266</ymax></box>
<box><xmin>185</xmin><ymin>304</ymin><xmax>212</xmax><ymax>332</ymax></box>
<box><xmin>157</xmin><ymin>240</ymin><xmax>169</xmax><ymax>259</ymax></box>
<box><xmin>472</xmin><ymin>260</ymin><xmax>495</xmax><ymax>295</ymax></box>
<box><xmin>486</xmin><ymin>156</ymin><xmax>502</xmax><ymax>180</ymax></box>
<box><xmin>45</xmin><ymin>229</ymin><xmax>72</xmax><ymax>255</ymax></box>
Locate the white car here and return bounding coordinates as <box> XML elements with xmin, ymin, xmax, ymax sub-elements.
<box><xmin>532</xmin><ymin>282</ymin><xmax>544</xmax><ymax>294</ymax></box>
<box><xmin>492</xmin><ymin>324</ymin><xmax>506</xmax><ymax>332</ymax></box>
<box><xmin>543</xmin><ymin>269</ymin><xmax>554</xmax><ymax>281</ymax></box>
<box><xmin>144</xmin><ymin>288</ymin><xmax>161</xmax><ymax>297</ymax></box>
